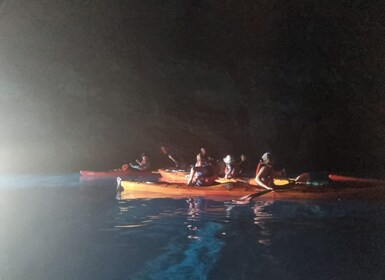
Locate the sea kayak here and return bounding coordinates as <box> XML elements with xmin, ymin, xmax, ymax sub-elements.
<box><xmin>329</xmin><ymin>174</ymin><xmax>385</xmax><ymax>185</ymax></box>
<box><xmin>80</xmin><ymin>169</ymin><xmax>160</xmax><ymax>181</ymax></box>
<box><xmin>117</xmin><ymin>178</ymin><xmax>385</xmax><ymax>201</ymax></box>
<box><xmin>158</xmin><ymin>169</ymin><xmax>189</xmax><ymax>184</ymax></box>
<box><xmin>158</xmin><ymin>168</ymin><xmax>219</xmax><ymax>185</ymax></box>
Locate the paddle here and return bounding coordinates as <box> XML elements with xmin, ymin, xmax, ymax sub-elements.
<box><xmin>161</xmin><ymin>146</ymin><xmax>179</xmax><ymax>166</ymax></box>
<box><xmin>238</xmin><ymin>189</ymin><xmax>274</xmax><ymax>202</ymax></box>
<box><xmin>237</xmin><ymin>178</ymin><xmax>324</xmax><ymax>202</ymax></box>
<box><xmin>215</xmin><ymin>178</ymin><xmax>238</xmax><ymax>184</ymax></box>
<box><xmin>236</xmin><ymin>179</ymin><xmax>294</xmax><ymax>202</ymax></box>
<box><xmin>228</xmin><ymin>177</ymin><xmax>297</xmax><ymax>186</ymax></box>
<box><xmin>121</xmin><ymin>164</ymin><xmax>129</xmax><ymax>171</ymax></box>
<box><xmin>219</xmin><ymin>178</ymin><xmax>294</xmax><ymax>203</ymax></box>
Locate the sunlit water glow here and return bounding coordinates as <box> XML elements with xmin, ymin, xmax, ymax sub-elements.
<box><xmin>1</xmin><ymin>174</ymin><xmax>385</xmax><ymax>279</ymax></box>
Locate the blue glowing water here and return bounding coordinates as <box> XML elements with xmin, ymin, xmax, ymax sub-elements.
<box><xmin>1</xmin><ymin>174</ymin><xmax>385</xmax><ymax>279</ymax></box>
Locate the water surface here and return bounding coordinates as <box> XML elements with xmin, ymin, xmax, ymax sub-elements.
<box><xmin>1</xmin><ymin>174</ymin><xmax>385</xmax><ymax>280</ymax></box>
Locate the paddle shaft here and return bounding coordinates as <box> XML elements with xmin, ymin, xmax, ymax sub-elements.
<box><xmin>238</xmin><ymin>180</ymin><xmax>323</xmax><ymax>201</ymax></box>
<box><xmin>161</xmin><ymin>146</ymin><xmax>179</xmax><ymax>166</ymax></box>
<box><xmin>239</xmin><ymin>189</ymin><xmax>273</xmax><ymax>201</ymax></box>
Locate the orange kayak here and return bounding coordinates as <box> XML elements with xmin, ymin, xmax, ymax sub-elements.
<box><xmin>117</xmin><ymin>179</ymin><xmax>385</xmax><ymax>201</ymax></box>
<box><xmin>329</xmin><ymin>174</ymin><xmax>385</xmax><ymax>185</ymax></box>
<box><xmin>158</xmin><ymin>169</ymin><xmax>189</xmax><ymax>184</ymax></box>
<box><xmin>80</xmin><ymin>169</ymin><xmax>160</xmax><ymax>180</ymax></box>
<box><xmin>158</xmin><ymin>168</ymin><xmax>218</xmax><ymax>185</ymax></box>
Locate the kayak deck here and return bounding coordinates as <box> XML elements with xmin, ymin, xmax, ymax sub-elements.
<box><xmin>158</xmin><ymin>169</ymin><xmax>190</xmax><ymax>184</ymax></box>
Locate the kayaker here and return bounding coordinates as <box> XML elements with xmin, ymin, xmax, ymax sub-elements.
<box><xmin>196</xmin><ymin>147</ymin><xmax>208</xmax><ymax>167</ymax></box>
<box><xmin>255</xmin><ymin>152</ymin><xmax>282</xmax><ymax>190</ymax></box>
<box><xmin>130</xmin><ymin>153</ymin><xmax>151</xmax><ymax>171</ymax></box>
<box><xmin>223</xmin><ymin>155</ymin><xmax>235</xmax><ymax>179</ymax></box>
<box><xmin>187</xmin><ymin>148</ymin><xmax>215</xmax><ymax>186</ymax></box>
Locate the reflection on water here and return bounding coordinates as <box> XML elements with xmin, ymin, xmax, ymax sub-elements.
<box><xmin>253</xmin><ymin>200</ymin><xmax>274</xmax><ymax>224</ymax></box>
<box><xmin>252</xmin><ymin>201</ymin><xmax>274</xmax><ymax>246</ymax></box>
<box><xmin>186</xmin><ymin>198</ymin><xmax>202</xmax><ymax>220</ymax></box>
<box><xmin>1</xmin><ymin>174</ymin><xmax>385</xmax><ymax>279</ymax></box>
<box><xmin>111</xmin><ymin>197</ymin><xmax>227</xmax><ymax>279</ymax></box>
<box><xmin>0</xmin><ymin>173</ymin><xmax>81</xmax><ymax>189</ymax></box>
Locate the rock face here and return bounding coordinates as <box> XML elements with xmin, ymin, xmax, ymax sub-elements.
<box><xmin>0</xmin><ymin>0</ymin><xmax>384</xmax><ymax>176</ymax></box>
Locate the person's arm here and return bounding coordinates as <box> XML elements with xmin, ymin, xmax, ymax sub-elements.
<box><xmin>255</xmin><ymin>166</ymin><xmax>272</xmax><ymax>190</ymax></box>
<box><xmin>139</xmin><ymin>159</ymin><xmax>150</xmax><ymax>170</ymax></box>
<box><xmin>196</xmin><ymin>154</ymin><xmax>202</xmax><ymax>167</ymax></box>
<box><xmin>225</xmin><ymin>164</ymin><xmax>233</xmax><ymax>179</ymax></box>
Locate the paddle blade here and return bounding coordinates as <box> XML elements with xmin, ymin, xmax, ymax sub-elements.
<box><xmin>248</xmin><ymin>178</ymin><xmax>293</xmax><ymax>187</ymax></box>
<box><xmin>216</xmin><ymin>178</ymin><xmax>237</xmax><ymax>184</ymax></box>
<box><xmin>161</xmin><ymin>146</ymin><xmax>168</xmax><ymax>155</ymax></box>
<box><xmin>273</xmin><ymin>178</ymin><xmax>291</xmax><ymax>186</ymax></box>
<box><xmin>121</xmin><ymin>164</ymin><xmax>129</xmax><ymax>171</ymax></box>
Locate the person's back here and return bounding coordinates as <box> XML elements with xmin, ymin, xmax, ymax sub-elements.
<box><xmin>255</xmin><ymin>153</ymin><xmax>274</xmax><ymax>190</ymax></box>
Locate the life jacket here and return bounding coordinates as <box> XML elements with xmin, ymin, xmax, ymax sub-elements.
<box><xmin>224</xmin><ymin>164</ymin><xmax>235</xmax><ymax>178</ymax></box>
<box><xmin>196</xmin><ymin>175</ymin><xmax>217</xmax><ymax>186</ymax></box>
<box><xmin>255</xmin><ymin>162</ymin><xmax>273</xmax><ymax>181</ymax></box>
<box><xmin>195</xmin><ymin>165</ymin><xmax>216</xmax><ymax>186</ymax></box>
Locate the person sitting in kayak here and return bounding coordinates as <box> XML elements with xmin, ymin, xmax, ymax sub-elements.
<box><xmin>223</xmin><ymin>155</ymin><xmax>236</xmax><ymax>179</ymax></box>
<box><xmin>187</xmin><ymin>148</ymin><xmax>216</xmax><ymax>186</ymax></box>
<box><xmin>196</xmin><ymin>147</ymin><xmax>208</xmax><ymax>166</ymax></box>
<box><xmin>130</xmin><ymin>153</ymin><xmax>151</xmax><ymax>171</ymax></box>
<box><xmin>255</xmin><ymin>152</ymin><xmax>282</xmax><ymax>190</ymax></box>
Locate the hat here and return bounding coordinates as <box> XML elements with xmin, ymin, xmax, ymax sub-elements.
<box><xmin>223</xmin><ymin>155</ymin><xmax>234</xmax><ymax>164</ymax></box>
<box><xmin>261</xmin><ymin>152</ymin><xmax>272</xmax><ymax>162</ymax></box>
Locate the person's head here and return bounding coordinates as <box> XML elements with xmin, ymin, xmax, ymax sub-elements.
<box><xmin>141</xmin><ymin>153</ymin><xmax>148</xmax><ymax>159</ymax></box>
<box><xmin>223</xmin><ymin>155</ymin><xmax>234</xmax><ymax>165</ymax></box>
<box><xmin>240</xmin><ymin>154</ymin><xmax>246</xmax><ymax>162</ymax></box>
<box><xmin>200</xmin><ymin>147</ymin><xmax>206</xmax><ymax>156</ymax></box>
<box><xmin>261</xmin><ymin>152</ymin><xmax>273</xmax><ymax>164</ymax></box>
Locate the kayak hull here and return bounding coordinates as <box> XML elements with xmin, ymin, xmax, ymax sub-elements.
<box><xmin>80</xmin><ymin>170</ymin><xmax>132</xmax><ymax>177</ymax></box>
<box><xmin>118</xmin><ymin>180</ymin><xmax>385</xmax><ymax>201</ymax></box>
<box><xmin>158</xmin><ymin>168</ymin><xmax>218</xmax><ymax>185</ymax></box>
<box><xmin>118</xmin><ymin>180</ymin><xmax>255</xmax><ymax>200</ymax></box>
<box><xmin>80</xmin><ymin>170</ymin><xmax>160</xmax><ymax>181</ymax></box>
